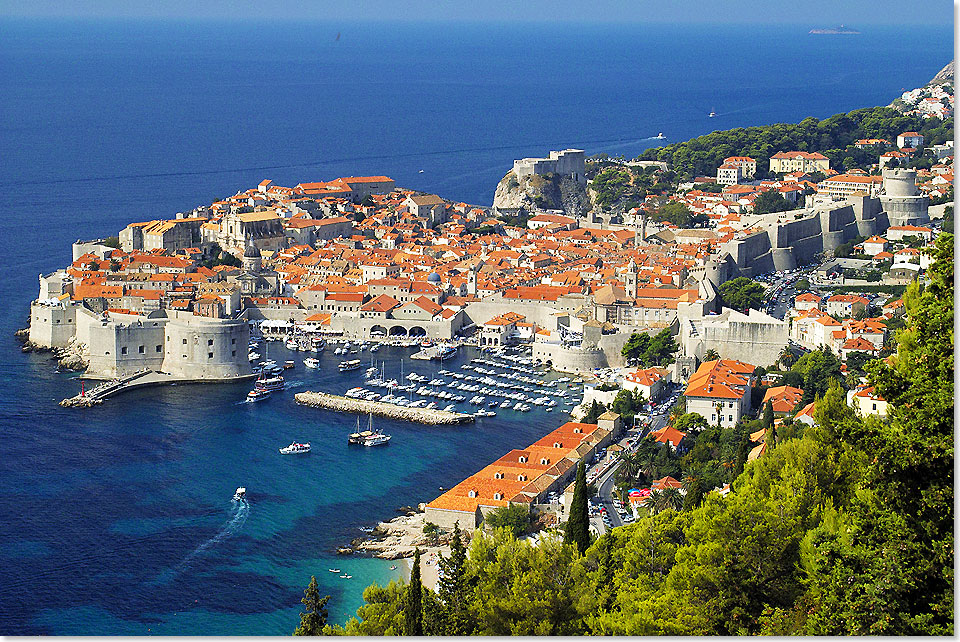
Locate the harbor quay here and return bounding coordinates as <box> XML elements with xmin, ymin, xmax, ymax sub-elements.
<box><xmin>295</xmin><ymin>391</ymin><xmax>475</xmax><ymax>425</ymax></box>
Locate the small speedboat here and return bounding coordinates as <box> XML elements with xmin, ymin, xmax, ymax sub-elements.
<box><xmin>279</xmin><ymin>442</ymin><xmax>311</xmax><ymax>455</ymax></box>
<box><xmin>247</xmin><ymin>388</ymin><xmax>271</xmax><ymax>402</ymax></box>
<box><xmin>303</xmin><ymin>357</ymin><xmax>320</xmax><ymax>369</ymax></box>
<box><xmin>329</xmin><ymin>568</ymin><xmax>340</xmax><ymax>573</ymax></box>
<box><xmin>233</xmin><ymin>487</ymin><xmax>246</xmax><ymax>501</ymax></box>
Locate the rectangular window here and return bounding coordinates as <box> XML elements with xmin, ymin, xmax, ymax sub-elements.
<box><xmin>231</xmin><ymin>338</ymin><xmax>236</xmax><ymax>345</ymax></box>
<box><xmin>121</xmin><ymin>346</ymin><xmax>127</xmax><ymax>355</ymax></box>
<box><xmin>208</xmin><ymin>352</ymin><xmax>214</xmax><ymax>359</ymax></box>
<box><xmin>138</xmin><ymin>345</ymin><xmax>144</xmax><ymax>354</ymax></box>
<box><xmin>182</xmin><ymin>338</ymin><xmax>187</xmax><ymax>345</ymax></box>
<box><xmin>156</xmin><ymin>345</ymin><xmax>162</xmax><ymax>352</ymax></box>
<box><xmin>232</xmin><ymin>350</ymin><xmax>236</xmax><ymax>357</ymax></box>
<box><xmin>208</xmin><ymin>339</ymin><xmax>214</xmax><ymax>346</ymax></box>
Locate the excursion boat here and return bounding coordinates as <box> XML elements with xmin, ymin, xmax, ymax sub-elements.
<box><xmin>284</xmin><ymin>338</ymin><xmax>299</xmax><ymax>350</ymax></box>
<box><xmin>436</xmin><ymin>344</ymin><xmax>458</xmax><ymax>361</ymax></box>
<box><xmin>279</xmin><ymin>442</ymin><xmax>311</xmax><ymax>455</ymax></box>
<box><xmin>255</xmin><ymin>374</ymin><xmax>285</xmax><ymax>391</ymax></box>
<box><xmin>338</xmin><ymin>359</ymin><xmax>362</xmax><ymax>372</ymax></box>
<box><xmin>233</xmin><ymin>487</ymin><xmax>246</xmax><ymax>501</ymax></box>
<box><xmin>303</xmin><ymin>357</ymin><xmax>320</xmax><ymax>369</ymax></box>
<box><xmin>246</xmin><ymin>388</ymin><xmax>271</xmax><ymax>402</ymax></box>
<box><xmin>348</xmin><ymin>414</ymin><xmax>391</xmax><ymax>447</ymax></box>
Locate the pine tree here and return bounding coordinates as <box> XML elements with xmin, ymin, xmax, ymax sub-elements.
<box><xmin>564</xmin><ymin>461</ymin><xmax>590</xmax><ymax>555</ymax></box>
<box><xmin>437</xmin><ymin>523</ymin><xmax>472</xmax><ymax>635</ymax></box>
<box><xmin>293</xmin><ymin>575</ymin><xmax>330</xmax><ymax>635</ymax></box>
<box><xmin>404</xmin><ymin>548</ymin><xmax>424</xmax><ymax>636</ymax></box>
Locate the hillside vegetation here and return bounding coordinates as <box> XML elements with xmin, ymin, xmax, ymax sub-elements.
<box><xmin>639</xmin><ymin>106</ymin><xmax>952</xmax><ymax>178</ymax></box>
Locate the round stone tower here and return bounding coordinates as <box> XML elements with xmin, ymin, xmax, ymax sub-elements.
<box><xmin>880</xmin><ymin>168</ymin><xmax>929</xmax><ymax>227</ymax></box>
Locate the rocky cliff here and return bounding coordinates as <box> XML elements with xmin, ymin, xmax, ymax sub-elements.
<box><xmin>492</xmin><ymin>171</ymin><xmax>591</xmax><ymax>217</ymax></box>
<box><xmin>930</xmin><ymin>60</ymin><xmax>954</xmax><ymax>85</ymax></box>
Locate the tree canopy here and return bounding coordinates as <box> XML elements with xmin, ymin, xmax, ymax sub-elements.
<box><xmin>621</xmin><ymin>329</ymin><xmax>678</xmax><ymax>366</ymax></box>
<box><xmin>718</xmin><ymin>277</ymin><xmax>766</xmax><ymax>311</ymax></box>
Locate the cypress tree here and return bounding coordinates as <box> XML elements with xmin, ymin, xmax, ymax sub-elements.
<box><xmin>762</xmin><ymin>400</ymin><xmax>774</xmax><ymax>428</ymax></box>
<box><xmin>437</xmin><ymin>523</ymin><xmax>472</xmax><ymax>635</ymax></box>
<box><xmin>404</xmin><ymin>548</ymin><xmax>424</xmax><ymax>636</ymax></box>
<box><xmin>564</xmin><ymin>461</ymin><xmax>590</xmax><ymax>555</ymax></box>
<box><xmin>293</xmin><ymin>575</ymin><xmax>330</xmax><ymax>636</ymax></box>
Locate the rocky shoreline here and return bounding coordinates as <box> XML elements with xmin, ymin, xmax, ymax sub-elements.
<box><xmin>15</xmin><ymin>329</ymin><xmax>89</xmax><ymax>371</ymax></box>
<box><xmin>345</xmin><ymin>506</ymin><xmax>461</xmax><ymax>591</ymax></box>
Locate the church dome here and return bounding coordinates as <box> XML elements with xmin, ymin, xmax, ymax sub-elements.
<box><xmin>427</xmin><ymin>272</ymin><xmax>442</xmax><ymax>283</ymax></box>
<box><xmin>244</xmin><ymin>243</ymin><xmax>262</xmax><ymax>259</ymax></box>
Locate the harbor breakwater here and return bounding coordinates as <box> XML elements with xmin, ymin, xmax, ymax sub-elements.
<box><xmin>295</xmin><ymin>391</ymin><xmax>475</xmax><ymax>425</ymax></box>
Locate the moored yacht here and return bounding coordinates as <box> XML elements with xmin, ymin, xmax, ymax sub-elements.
<box><xmin>339</xmin><ymin>359</ymin><xmax>362</xmax><ymax>372</ymax></box>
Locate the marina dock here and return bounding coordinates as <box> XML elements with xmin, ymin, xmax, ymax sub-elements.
<box><xmin>295</xmin><ymin>391</ymin><xmax>475</xmax><ymax>425</ymax></box>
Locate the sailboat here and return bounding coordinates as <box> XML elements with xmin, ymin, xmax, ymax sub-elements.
<box><xmin>348</xmin><ymin>413</ymin><xmax>391</xmax><ymax>446</ymax></box>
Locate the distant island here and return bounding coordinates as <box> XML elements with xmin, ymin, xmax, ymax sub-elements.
<box><xmin>809</xmin><ymin>25</ymin><xmax>861</xmax><ymax>35</ymax></box>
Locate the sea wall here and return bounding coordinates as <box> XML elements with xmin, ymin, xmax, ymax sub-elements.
<box><xmin>295</xmin><ymin>391</ymin><xmax>475</xmax><ymax>425</ymax></box>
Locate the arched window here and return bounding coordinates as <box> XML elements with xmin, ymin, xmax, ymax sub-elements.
<box><xmin>540</xmin><ymin>458</ymin><xmax>549</xmax><ymax>465</ymax></box>
<box><xmin>517</xmin><ymin>474</ymin><xmax>527</xmax><ymax>481</ymax></box>
<box><xmin>468</xmin><ymin>490</ymin><xmax>477</xmax><ymax>498</ymax></box>
<box><xmin>494</xmin><ymin>472</ymin><xmax>503</xmax><ymax>479</ymax></box>
<box><xmin>493</xmin><ymin>492</ymin><xmax>503</xmax><ymax>500</ymax></box>
<box><xmin>553</xmin><ymin>441</ymin><xmax>562</xmax><ymax>448</ymax></box>
<box><xmin>518</xmin><ymin>455</ymin><xmax>527</xmax><ymax>463</ymax></box>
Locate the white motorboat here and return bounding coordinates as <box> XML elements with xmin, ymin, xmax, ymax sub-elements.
<box><xmin>339</xmin><ymin>359</ymin><xmax>362</xmax><ymax>372</ymax></box>
<box><xmin>303</xmin><ymin>357</ymin><xmax>320</xmax><ymax>369</ymax></box>
<box><xmin>279</xmin><ymin>442</ymin><xmax>311</xmax><ymax>455</ymax></box>
<box><xmin>285</xmin><ymin>338</ymin><xmax>299</xmax><ymax>350</ymax></box>
<box><xmin>246</xmin><ymin>388</ymin><xmax>271</xmax><ymax>402</ymax></box>
<box><xmin>233</xmin><ymin>487</ymin><xmax>246</xmax><ymax>501</ymax></box>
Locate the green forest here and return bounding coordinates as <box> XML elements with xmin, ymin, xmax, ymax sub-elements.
<box><xmin>638</xmin><ymin>106</ymin><xmax>953</xmax><ymax>179</ymax></box>
<box><xmin>299</xmin><ymin>235</ymin><xmax>953</xmax><ymax>636</ymax></box>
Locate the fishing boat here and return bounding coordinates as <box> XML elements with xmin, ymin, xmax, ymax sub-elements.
<box><xmin>303</xmin><ymin>357</ymin><xmax>320</xmax><ymax>369</ymax></box>
<box><xmin>233</xmin><ymin>487</ymin><xmax>246</xmax><ymax>501</ymax></box>
<box><xmin>246</xmin><ymin>388</ymin><xmax>271</xmax><ymax>402</ymax></box>
<box><xmin>338</xmin><ymin>359</ymin><xmax>362</xmax><ymax>372</ymax></box>
<box><xmin>279</xmin><ymin>442</ymin><xmax>311</xmax><ymax>455</ymax></box>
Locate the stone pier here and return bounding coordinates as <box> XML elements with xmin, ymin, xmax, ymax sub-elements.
<box><xmin>295</xmin><ymin>391</ymin><xmax>475</xmax><ymax>425</ymax></box>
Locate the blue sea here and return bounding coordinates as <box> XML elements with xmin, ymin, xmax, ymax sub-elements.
<box><xmin>0</xmin><ymin>18</ymin><xmax>951</xmax><ymax>635</ymax></box>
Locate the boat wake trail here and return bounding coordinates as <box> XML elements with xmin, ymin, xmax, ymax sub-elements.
<box><xmin>152</xmin><ymin>500</ymin><xmax>249</xmax><ymax>585</ymax></box>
